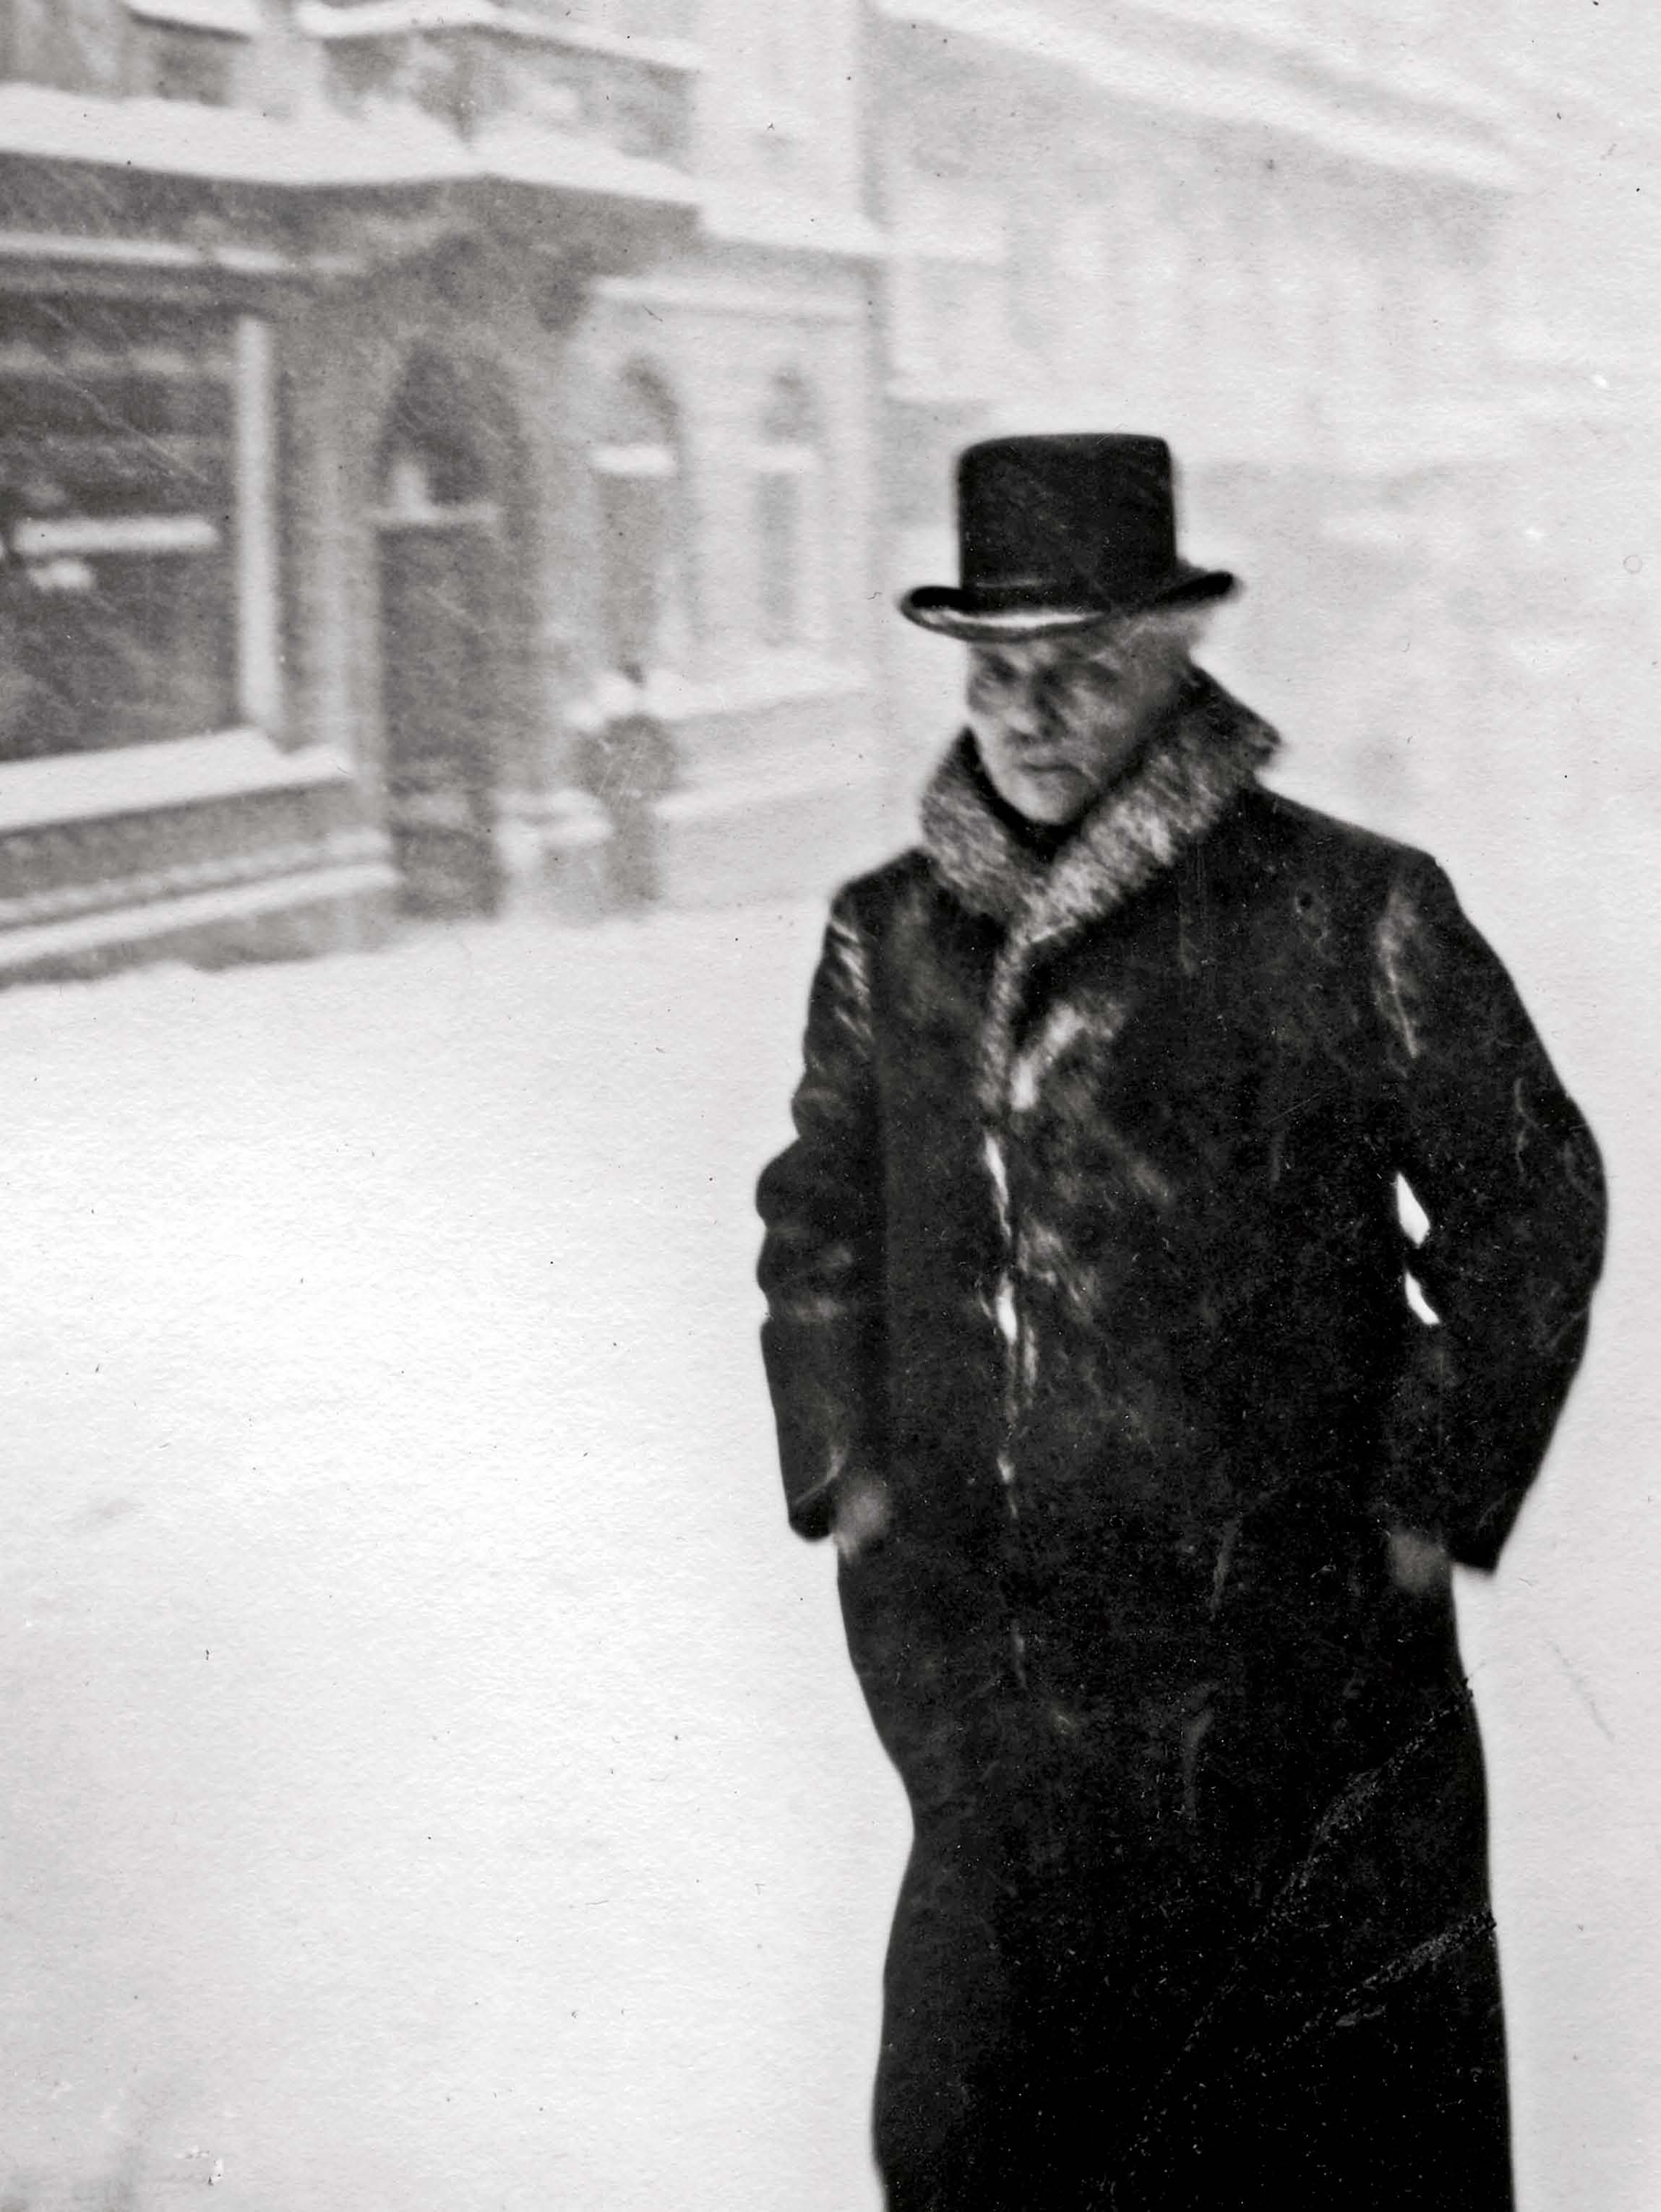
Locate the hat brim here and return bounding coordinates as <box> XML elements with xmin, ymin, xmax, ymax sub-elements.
<box><xmin>898</xmin><ymin>564</ymin><xmax>1237</xmax><ymax>642</ymax></box>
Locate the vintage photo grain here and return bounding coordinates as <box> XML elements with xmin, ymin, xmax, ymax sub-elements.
<box><xmin>0</xmin><ymin>4</ymin><xmax>1652</xmax><ymax>2210</ymax></box>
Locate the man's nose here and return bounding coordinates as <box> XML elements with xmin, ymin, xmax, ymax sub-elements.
<box><xmin>1004</xmin><ymin>702</ymin><xmax>1052</xmax><ymax>746</ymax></box>
<box><xmin>1022</xmin><ymin>673</ymin><xmax>1070</xmax><ymax>728</ymax></box>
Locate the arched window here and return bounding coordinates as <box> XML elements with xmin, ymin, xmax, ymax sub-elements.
<box><xmin>592</xmin><ymin>365</ymin><xmax>690</xmax><ymax>674</ymax></box>
<box><xmin>753</xmin><ymin>371</ymin><xmax>821</xmax><ymax>650</ymax></box>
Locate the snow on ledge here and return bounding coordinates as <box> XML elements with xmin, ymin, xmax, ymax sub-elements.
<box><xmin>126</xmin><ymin>0</ymin><xmax>261</xmax><ymax>33</ymax></box>
<box><xmin>0</xmin><ymin>859</ymin><xmax>394</xmax><ymax>971</ymax></box>
<box><xmin>566</xmin><ymin>660</ymin><xmax>870</xmax><ymax>732</ymax></box>
<box><xmin>297</xmin><ymin>0</ymin><xmax>706</xmax><ymax>72</ymax></box>
<box><xmin>0</xmin><ymin>84</ymin><xmax>698</xmax><ymax>203</ymax></box>
<box><xmin>700</xmin><ymin>188</ymin><xmax>889</xmax><ymax>259</ymax></box>
<box><xmin>0</xmin><ymin>83</ymin><xmax>457</xmax><ymax>184</ymax></box>
<box><xmin>296</xmin><ymin>0</ymin><xmax>503</xmax><ymax>30</ymax></box>
<box><xmin>468</xmin><ymin>116</ymin><xmax>700</xmax><ymax>205</ymax></box>
<box><xmin>0</xmin><ymin>731</ymin><xmax>356</xmax><ymax>836</ymax></box>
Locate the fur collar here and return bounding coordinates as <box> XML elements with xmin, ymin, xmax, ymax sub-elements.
<box><xmin>919</xmin><ymin>669</ymin><xmax>1279</xmax><ymax>942</ymax></box>
<box><xmin>918</xmin><ymin>670</ymin><xmax>1280</xmax><ymax>1114</ymax></box>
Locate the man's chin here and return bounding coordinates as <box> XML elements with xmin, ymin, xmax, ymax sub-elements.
<box><xmin>1010</xmin><ymin>768</ymin><xmax>1094</xmax><ymax>823</ymax></box>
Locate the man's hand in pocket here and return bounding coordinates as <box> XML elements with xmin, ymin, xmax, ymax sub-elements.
<box><xmin>834</xmin><ymin>1473</ymin><xmax>893</xmax><ymax>1565</ymax></box>
<box><xmin>1386</xmin><ymin>1525</ymin><xmax>1450</xmax><ymax>1595</ymax></box>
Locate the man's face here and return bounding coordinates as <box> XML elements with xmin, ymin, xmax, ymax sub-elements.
<box><xmin>965</xmin><ymin>625</ymin><xmax>1188</xmax><ymax>825</ymax></box>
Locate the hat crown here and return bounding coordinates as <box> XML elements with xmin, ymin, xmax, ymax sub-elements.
<box><xmin>958</xmin><ymin>434</ymin><xmax>1178</xmax><ymax>601</ymax></box>
<box><xmin>897</xmin><ymin>431</ymin><xmax>1235</xmax><ymax>640</ymax></box>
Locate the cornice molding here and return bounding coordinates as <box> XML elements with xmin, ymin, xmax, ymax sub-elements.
<box><xmin>873</xmin><ymin>0</ymin><xmax>1521</xmax><ymax>191</ymax></box>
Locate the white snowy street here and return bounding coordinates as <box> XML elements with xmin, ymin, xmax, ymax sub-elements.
<box><xmin>0</xmin><ymin>864</ymin><xmax>1656</xmax><ymax>2212</ymax></box>
<box><xmin>0</xmin><ymin>904</ymin><xmax>906</xmax><ymax>2212</ymax></box>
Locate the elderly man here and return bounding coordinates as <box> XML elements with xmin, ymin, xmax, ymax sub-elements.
<box><xmin>755</xmin><ymin>436</ymin><xmax>1607</xmax><ymax>2209</ymax></box>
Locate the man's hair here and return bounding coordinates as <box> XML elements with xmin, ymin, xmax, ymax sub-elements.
<box><xmin>966</xmin><ymin>606</ymin><xmax>1214</xmax><ymax>674</ymax></box>
<box><xmin>1115</xmin><ymin>604</ymin><xmax>1214</xmax><ymax>668</ymax></box>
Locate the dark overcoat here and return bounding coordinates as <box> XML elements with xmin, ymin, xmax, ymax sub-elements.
<box><xmin>755</xmin><ymin>675</ymin><xmax>1606</xmax><ymax>2212</ymax></box>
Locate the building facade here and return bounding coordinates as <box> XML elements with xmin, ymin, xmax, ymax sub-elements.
<box><xmin>0</xmin><ymin>0</ymin><xmax>887</xmax><ymax>981</ymax></box>
<box><xmin>867</xmin><ymin>0</ymin><xmax>1531</xmax><ymax>845</ymax></box>
<box><xmin>0</xmin><ymin>0</ymin><xmax>1595</xmax><ymax>981</ymax></box>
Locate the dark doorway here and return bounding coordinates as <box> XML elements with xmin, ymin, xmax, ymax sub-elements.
<box><xmin>375</xmin><ymin>352</ymin><xmax>512</xmax><ymax>919</ymax></box>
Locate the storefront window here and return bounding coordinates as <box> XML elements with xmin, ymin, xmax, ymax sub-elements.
<box><xmin>0</xmin><ymin>301</ymin><xmax>239</xmax><ymax>762</ymax></box>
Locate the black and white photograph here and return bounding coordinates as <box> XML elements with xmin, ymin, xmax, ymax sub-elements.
<box><xmin>0</xmin><ymin>4</ymin><xmax>1652</xmax><ymax>2209</ymax></box>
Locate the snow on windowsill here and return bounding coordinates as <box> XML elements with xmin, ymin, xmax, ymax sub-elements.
<box><xmin>0</xmin><ymin>730</ymin><xmax>356</xmax><ymax>836</ymax></box>
<box><xmin>567</xmin><ymin>660</ymin><xmax>870</xmax><ymax>733</ymax></box>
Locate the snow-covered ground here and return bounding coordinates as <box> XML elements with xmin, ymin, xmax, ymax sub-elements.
<box><xmin>0</xmin><ymin>874</ymin><xmax>1654</xmax><ymax>2212</ymax></box>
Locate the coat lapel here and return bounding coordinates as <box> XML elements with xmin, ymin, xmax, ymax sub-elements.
<box><xmin>919</xmin><ymin>671</ymin><xmax>1281</xmax><ymax>1114</ymax></box>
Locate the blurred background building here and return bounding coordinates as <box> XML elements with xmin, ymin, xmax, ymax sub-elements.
<box><xmin>0</xmin><ymin>0</ymin><xmax>1653</xmax><ymax>976</ymax></box>
<box><xmin>0</xmin><ymin>0</ymin><xmax>883</xmax><ymax>973</ymax></box>
<box><xmin>876</xmin><ymin>1</ymin><xmax>1521</xmax><ymax>827</ymax></box>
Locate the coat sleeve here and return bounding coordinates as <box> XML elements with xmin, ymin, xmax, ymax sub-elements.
<box><xmin>755</xmin><ymin>889</ymin><xmax>889</xmax><ymax>1541</ymax></box>
<box><xmin>1372</xmin><ymin>854</ymin><xmax>1607</xmax><ymax>1570</ymax></box>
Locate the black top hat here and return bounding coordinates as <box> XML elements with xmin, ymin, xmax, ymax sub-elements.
<box><xmin>899</xmin><ymin>434</ymin><xmax>1236</xmax><ymax>641</ymax></box>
